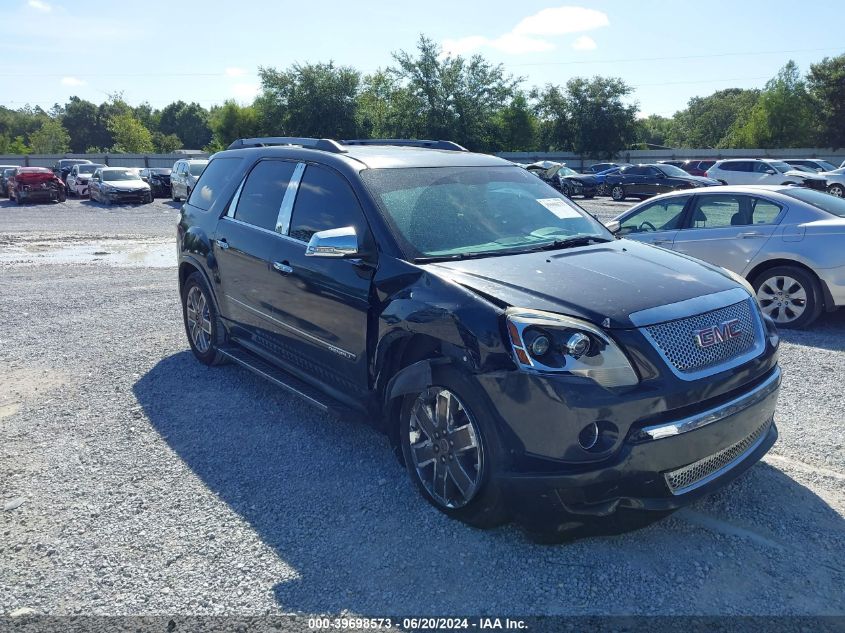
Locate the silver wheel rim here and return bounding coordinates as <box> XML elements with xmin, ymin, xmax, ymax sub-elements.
<box><xmin>408</xmin><ymin>387</ymin><xmax>483</xmax><ymax>509</ymax></box>
<box><xmin>756</xmin><ymin>275</ymin><xmax>807</xmax><ymax>324</ymax></box>
<box><xmin>612</xmin><ymin>186</ymin><xmax>623</xmax><ymax>199</ymax></box>
<box><xmin>186</xmin><ymin>286</ymin><xmax>213</xmax><ymax>353</ymax></box>
<box><xmin>830</xmin><ymin>185</ymin><xmax>844</xmax><ymax>197</ymax></box>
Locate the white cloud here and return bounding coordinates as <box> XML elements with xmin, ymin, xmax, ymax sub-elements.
<box><xmin>225</xmin><ymin>67</ymin><xmax>247</xmax><ymax>77</ymax></box>
<box><xmin>571</xmin><ymin>35</ymin><xmax>597</xmax><ymax>51</ymax></box>
<box><xmin>60</xmin><ymin>76</ymin><xmax>85</xmax><ymax>86</ymax></box>
<box><xmin>512</xmin><ymin>6</ymin><xmax>608</xmax><ymax>36</ymax></box>
<box><xmin>27</xmin><ymin>0</ymin><xmax>51</xmax><ymax>11</ymax></box>
<box><xmin>231</xmin><ymin>82</ymin><xmax>259</xmax><ymax>101</ymax></box>
<box><xmin>441</xmin><ymin>5</ymin><xmax>608</xmax><ymax>56</ymax></box>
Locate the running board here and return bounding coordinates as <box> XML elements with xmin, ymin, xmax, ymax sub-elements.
<box><xmin>218</xmin><ymin>345</ymin><xmax>352</xmax><ymax>416</ymax></box>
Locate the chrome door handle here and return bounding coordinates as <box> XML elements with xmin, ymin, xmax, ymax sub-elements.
<box><xmin>215</xmin><ymin>239</ymin><xmax>229</xmax><ymax>250</ymax></box>
<box><xmin>739</xmin><ymin>232</ymin><xmax>763</xmax><ymax>238</ymax></box>
<box><xmin>273</xmin><ymin>261</ymin><xmax>293</xmax><ymax>274</ymax></box>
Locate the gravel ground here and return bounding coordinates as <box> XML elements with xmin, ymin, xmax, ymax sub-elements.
<box><xmin>1</xmin><ymin>197</ymin><xmax>843</xmax><ymax>617</ymax></box>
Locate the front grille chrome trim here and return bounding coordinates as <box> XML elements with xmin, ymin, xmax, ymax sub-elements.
<box><xmin>633</xmin><ymin>367</ymin><xmax>780</xmax><ymax>442</ymax></box>
<box><xmin>663</xmin><ymin>419</ymin><xmax>773</xmax><ymax>495</ymax></box>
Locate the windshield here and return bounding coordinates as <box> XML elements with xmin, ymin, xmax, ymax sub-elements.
<box><xmin>189</xmin><ymin>163</ymin><xmax>207</xmax><ymax>176</ymax></box>
<box><xmin>782</xmin><ymin>188</ymin><xmax>845</xmax><ymax>217</ymax></box>
<box><xmin>658</xmin><ymin>164</ymin><xmax>689</xmax><ymax>177</ymax></box>
<box><xmin>3</xmin><ymin>169</ymin><xmax>14</xmax><ymax>177</ymax></box>
<box><xmin>102</xmin><ymin>170</ymin><xmax>140</xmax><ymax>181</ymax></box>
<box><xmin>557</xmin><ymin>166</ymin><xmax>578</xmax><ymax>177</ymax></box>
<box><xmin>360</xmin><ymin>166</ymin><xmax>611</xmax><ymax>260</ymax></box>
<box><xmin>818</xmin><ymin>161</ymin><xmax>836</xmax><ymax>171</ymax></box>
<box><xmin>78</xmin><ymin>164</ymin><xmax>100</xmax><ymax>174</ymax></box>
<box><xmin>770</xmin><ymin>161</ymin><xmax>792</xmax><ymax>173</ymax></box>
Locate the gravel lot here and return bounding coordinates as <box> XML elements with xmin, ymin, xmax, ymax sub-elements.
<box><xmin>1</xmin><ymin>196</ymin><xmax>843</xmax><ymax>617</ymax></box>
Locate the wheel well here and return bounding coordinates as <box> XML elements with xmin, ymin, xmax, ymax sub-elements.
<box><xmin>745</xmin><ymin>259</ymin><xmax>827</xmax><ymax>309</ymax></box>
<box><xmin>178</xmin><ymin>261</ymin><xmax>200</xmax><ymax>293</ymax></box>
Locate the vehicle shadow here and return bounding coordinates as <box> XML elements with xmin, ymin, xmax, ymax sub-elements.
<box><xmin>133</xmin><ymin>352</ymin><xmax>845</xmax><ymax>614</ymax></box>
<box><xmin>778</xmin><ymin>309</ymin><xmax>845</xmax><ymax>352</ymax></box>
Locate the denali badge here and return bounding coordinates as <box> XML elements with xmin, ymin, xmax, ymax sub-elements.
<box><xmin>693</xmin><ymin>318</ymin><xmax>742</xmax><ymax>349</ymax></box>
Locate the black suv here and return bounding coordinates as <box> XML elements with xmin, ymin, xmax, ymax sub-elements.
<box><xmin>177</xmin><ymin>137</ymin><xmax>781</xmax><ymax>538</ymax></box>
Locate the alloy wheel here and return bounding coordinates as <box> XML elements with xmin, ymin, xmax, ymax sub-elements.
<box><xmin>185</xmin><ymin>286</ymin><xmax>213</xmax><ymax>353</ymax></box>
<box><xmin>756</xmin><ymin>275</ymin><xmax>807</xmax><ymax>324</ymax></box>
<box><xmin>408</xmin><ymin>387</ymin><xmax>483</xmax><ymax>509</ymax></box>
<box><xmin>828</xmin><ymin>184</ymin><xmax>844</xmax><ymax>198</ymax></box>
<box><xmin>611</xmin><ymin>185</ymin><xmax>624</xmax><ymax>201</ymax></box>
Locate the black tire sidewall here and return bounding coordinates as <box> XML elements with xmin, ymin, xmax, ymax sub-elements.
<box><xmin>398</xmin><ymin>365</ymin><xmax>509</xmax><ymax>528</ymax></box>
<box><xmin>752</xmin><ymin>265</ymin><xmax>823</xmax><ymax>329</ymax></box>
<box><xmin>181</xmin><ymin>272</ymin><xmax>226</xmax><ymax>365</ymax></box>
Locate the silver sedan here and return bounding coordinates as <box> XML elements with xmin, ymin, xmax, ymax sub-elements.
<box><xmin>607</xmin><ymin>185</ymin><xmax>845</xmax><ymax>328</ymax></box>
<box><xmin>820</xmin><ymin>168</ymin><xmax>845</xmax><ymax>198</ymax></box>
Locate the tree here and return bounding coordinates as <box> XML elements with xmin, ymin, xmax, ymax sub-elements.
<box><xmin>730</xmin><ymin>62</ymin><xmax>814</xmax><ymax>148</ymax></box>
<box><xmin>493</xmin><ymin>93</ymin><xmax>537</xmax><ymax>151</ymax></box>
<box><xmin>565</xmin><ymin>76</ymin><xmax>638</xmax><ymax>158</ymax></box>
<box><xmin>357</xmin><ymin>70</ymin><xmax>418</xmax><ymax>139</ymax></box>
<box><xmin>159</xmin><ymin>101</ymin><xmax>212</xmax><ymax>148</ymax></box>
<box><xmin>208</xmin><ymin>100</ymin><xmax>259</xmax><ymax>150</ymax></box>
<box><xmin>390</xmin><ymin>36</ymin><xmax>519</xmax><ymax>151</ymax></box>
<box><xmin>669</xmin><ymin>88</ymin><xmax>760</xmax><ymax>148</ymax></box>
<box><xmin>257</xmin><ymin>62</ymin><xmax>361</xmax><ymax>138</ymax></box>
<box><xmin>532</xmin><ymin>84</ymin><xmax>571</xmax><ymax>151</ymax></box>
<box><xmin>0</xmin><ymin>134</ymin><xmax>28</xmax><ymax>154</ymax></box>
<box><xmin>29</xmin><ymin>119</ymin><xmax>71</xmax><ymax>153</ymax></box>
<box><xmin>635</xmin><ymin>114</ymin><xmax>676</xmax><ymax>148</ymax></box>
<box><xmin>152</xmin><ymin>131</ymin><xmax>182</xmax><ymax>153</ymax></box>
<box><xmin>807</xmin><ymin>53</ymin><xmax>845</xmax><ymax>149</ymax></box>
<box><xmin>107</xmin><ymin>112</ymin><xmax>154</xmax><ymax>153</ymax></box>
<box><xmin>61</xmin><ymin>97</ymin><xmax>106</xmax><ymax>153</ymax></box>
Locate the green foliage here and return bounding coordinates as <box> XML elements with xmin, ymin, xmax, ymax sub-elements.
<box><xmin>565</xmin><ymin>76</ymin><xmax>638</xmax><ymax>158</ymax></box>
<box><xmin>668</xmin><ymin>88</ymin><xmax>760</xmax><ymax>148</ymax></box>
<box><xmin>29</xmin><ymin>118</ymin><xmax>71</xmax><ymax>154</ymax></box>
<box><xmin>208</xmin><ymin>100</ymin><xmax>260</xmax><ymax>150</ymax></box>
<box><xmin>532</xmin><ymin>84</ymin><xmax>571</xmax><ymax>151</ymax></box>
<box><xmin>152</xmin><ymin>131</ymin><xmax>182</xmax><ymax>153</ymax></box>
<box><xmin>257</xmin><ymin>62</ymin><xmax>361</xmax><ymax>138</ymax></box>
<box><xmin>107</xmin><ymin>112</ymin><xmax>154</xmax><ymax>153</ymax></box>
<box><xmin>635</xmin><ymin>114</ymin><xmax>675</xmax><ymax>148</ymax></box>
<box><xmin>807</xmin><ymin>54</ymin><xmax>845</xmax><ymax>150</ymax></box>
<box><xmin>492</xmin><ymin>92</ymin><xmax>537</xmax><ymax>152</ymax></box>
<box><xmin>61</xmin><ymin>97</ymin><xmax>104</xmax><ymax>153</ymax></box>
<box><xmin>159</xmin><ymin>101</ymin><xmax>212</xmax><ymax>149</ymax></box>
<box><xmin>0</xmin><ymin>134</ymin><xmax>29</xmax><ymax>154</ymax></box>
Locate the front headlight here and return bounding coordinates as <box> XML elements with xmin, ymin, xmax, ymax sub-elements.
<box><xmin>505</xmin><ymin>308</ymin><xmax>639</xmax><ymax>388</ymax></box>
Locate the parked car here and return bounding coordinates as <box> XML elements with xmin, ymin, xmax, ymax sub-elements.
<box><xmin>89</xmin><ymin>167</ymin><xmax>152</xmax><ymax>205</ymax></box>
<box><xmin>0</xmin><ymin>165</ymin><xmax>20</xmax><ymax>196</ymax></box>
<box><xmin>527</xmin><ymin>162</ymin><xmax>598</xmax><ymax>198</ymax></box>
<box><xmin>604</xmin><ymin>163</ymin><xmax>720</xmax><ymax>201</ymax></box>
<box><xmin>51</xmin><ymin>158</ymin><xmax>93</xmax><ymax>186</ymax></box>
<box><xmin>607</xmin><ymin>185</ymin><xmax>845</xmax><ymax>328</ymax></box>
<box><xmin>176</xmin><ymin>136</ymin><xmax>781</xmax><ymax>538</ymax></box>
<box><xmin>139</xmin><ymin>167</ymin><xmax>172</xmax><ymax>198</ymax></box>
<box><xmin>171</xmin><ymin>158</ymin><xmax>208</xmax><ymax>201</ymax></box>
<box><xmin>7</xmin><ymin>167</ymin><xmax>66</xmax><ymax>204</ymax></box>
<box><xmin>66</xmin><ymin>163</ymin><xmax>105</xmax><ymax>197</ymax></box>
<box><xmin>680</xmin><ymin>160</ymin><xmax>717</xmax><ymax>177</ymax></box>
<box><xmin>582</xmin><ymin>162</ymin><xmax>622</xmax><ymax>174</ymax></box>
<box><xmin>819</xmin><ymin>168</ymin><xmax>845</xmax><ymax>198</ymax></box>
<box><xmin>784</xmin><ymin>159</ymin><xmax>838</xmax><ymax>173</ymax></box>
<box><xmin>705</xmin><ymin>159</ymin><xmax>827</xmax><ymax>190</ymax></box>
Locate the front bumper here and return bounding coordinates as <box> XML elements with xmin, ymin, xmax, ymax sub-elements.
<box><xmin>105</xmin><ymin>189</ymin><xmax>151</xmax><ymax>203</ymax></box>
<box><xmin>486</xmin><ymin>361</ymin><xmax>780</xmax><ymax>525</ymax></box>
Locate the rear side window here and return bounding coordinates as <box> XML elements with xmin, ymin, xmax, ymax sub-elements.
<box><xmin>689</xmin><ymin>194</ymin><xmax>749</xmax><ymax>228</ymax></box>
<box><xmin>234</xmin><ymin>160</ymin><xmax>297</xmax><ymax>231</ymax></box>
<box><xmin>188</xmin><ymin>157</ymin><xmax>242</xmax><ymax>212</ymax></box>
<box><xmin>288</xmin><ymin>165</ymin><xmax>366</xmax><ymax>243</ymax></box>
<box><xmin>751</xmin><ymin>198</ymin><xmax>782</xmax><ymax>224</ymax></box>
<box><xmin>721</xmin><ymin>161</ymin><xmax>751</xmax><ymax>172</ymax></box>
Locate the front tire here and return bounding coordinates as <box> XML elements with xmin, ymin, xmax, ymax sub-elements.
<box><xmin>399</xmin><ymin>367</ymin><xmax>509</xmax><ymax>529</ymax></box>
<box><xmin>753</xmin><ymin>265</ymin><xmax>823</xmax><ymax>329</ymax></box>
<box><xmin>610</xmin><ymin>185</ymin><xmax>626</xmax><ymax>201</ymax></box>
<box><xmin>181</xmin><ymin>272</ymin><xmax>227</xmax><ymax>365</ymax></box>
<box><xmin>828</xmin><ymin>183</ymin><xmax>844</xmax><ymax>198</ymax></box>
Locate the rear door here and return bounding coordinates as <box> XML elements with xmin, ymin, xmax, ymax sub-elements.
<box><xmin>671</xmin><ymin>193</ymin><xmax>783</xmax><ymax>274</ymax></box>
<box><xmin>617</xmin><ymin>195</ymin><xmax>690</xmax><ymax>248</ymax></box>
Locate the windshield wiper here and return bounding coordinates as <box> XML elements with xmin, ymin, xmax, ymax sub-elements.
<box><xmin>529</xmin><ymin>235</ymin><xmax>612</xmax><ymax>252</ymax></box>
<box><xmin>414</xmin><ymin>248</ymin><xmax>535</xmax><ymax>263</ymax></box>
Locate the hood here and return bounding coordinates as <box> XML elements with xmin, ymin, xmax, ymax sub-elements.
<box><xmin>105</xmin><ymin>179</ymin><xmax>148</xmax><ymax>190</ymax></box>
<box><xmin>421</xmin><ymin>239</ymin><xmax>739</xmax><ymax>329</ymax></box>
<box><xmin>684</xmin><ymin>175</ymin><xmax>721</xmax><ymax>186</ymax></box>
<box><xmin>563</xmin><ymin>174</ymin><xmax>599</xmax><ymax>186</ymax></box>
<box><xmin>16</xmin><ymin>171</ymin><xmax>59</xmax><ymax>183</ymax></box>
<box><xmin>785</xmin><ymin>169</ymin><xmax>825</xmax><ymax>181</ymax></box>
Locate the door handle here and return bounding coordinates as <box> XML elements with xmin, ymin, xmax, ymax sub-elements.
<box><xmin>651</xmin><ymin>239</ymin><xmax>671</xmax><ymax>245</ymax></box>
<box><xmin>739</xmin><ymin>232</ymin><xmax>763</xmax><ymax>238</ymax></box>
<box><xmin>215</xmin><ymin>238</ymin><xmax>229</xmax><ymax>250</ymax></box>
<box><xmin>273</xmin><ymin>261</ymin><xmax>294</xmax><ymax>275</ymax></box>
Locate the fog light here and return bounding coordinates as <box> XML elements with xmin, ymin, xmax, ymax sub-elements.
<box><xmin>529</xmin><ymin>334</ymin><xmax>551</xmax><ymax>358</ymax></box>
<box><xmin>578</xmin><ymin>422</ymin><xmax>599</xmax><ymax>450</ymax></box>
<box><xmin>566</xmin><ymin>332</ymin><xmax>591</xmax><ymax>358</ymax></box>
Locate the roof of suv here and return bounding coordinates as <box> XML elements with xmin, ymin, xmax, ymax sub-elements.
<box><xmin>218</xmin><ymin>138</ymin><xmax>509</xmax><ymax>170</ymax></box>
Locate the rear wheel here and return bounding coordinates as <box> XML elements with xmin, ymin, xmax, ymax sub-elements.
<box><xmin>828</xmin><ymin>183</ymin><xmax>844</xmax><ymax>198</ymax></box>
<box><xmin>610</xmin><ymin>185</ymin><xmax>626</xmax><ymax>201</ymax></box>
<box><xmin>753</xmin><ymin>265</ymin><xmax>823</xmax><ymax>329</ymax></box>
<box><xmin>399</xmin><ymin>368</ymin><xmax>509</xmax><ymax>529</ymax></box>
<box><xmin>181</xmin><ymin>272</ymin><xmax>227</xmax><ymax>365</ymax></box>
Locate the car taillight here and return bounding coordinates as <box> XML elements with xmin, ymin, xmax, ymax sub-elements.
<box><xmin>705</xmin><ymin>171</ymin><xmax>711</xmax><ymax>178</ymax></box>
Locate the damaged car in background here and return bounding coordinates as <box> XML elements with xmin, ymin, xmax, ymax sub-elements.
<box><xmin>524</xmin><ymin>161</ymin><xmax>599</xmax><ymax>199</ymax></box>
<box><xmin>7</xmin><ymin>167</ymin><xmax>67</xmax><ymax>204</ymax></box>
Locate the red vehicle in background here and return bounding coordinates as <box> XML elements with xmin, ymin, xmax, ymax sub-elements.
<box><xmin>7</xmin><ymin>167</ymin><xmax>66</xmax><ymax>204</ymax></box>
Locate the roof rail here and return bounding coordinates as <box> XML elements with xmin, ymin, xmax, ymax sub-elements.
<box><xmin>342</xmin><ymin>139</ymin><xmax>468</xmax><ymax>152</ymax></box>
<box><xmin>226</xmin><ymin>137</ymin><xmax>347</xmax><ymax>153</ymax></box>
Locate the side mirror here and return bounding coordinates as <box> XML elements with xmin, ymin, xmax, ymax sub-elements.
<box><xmin>305</xmin><ymin>226</ymin><xmax>359</xmax><ymax>258</ymax></box>
<box><xmin>606</xmin><ymin>220</ymin><xmax>621</xmax><ymax>234</ymax></box>
<box><xmin>765</xmin><ymin>169</ymin><xmax>776</xmax><ymax>175</ymax></box>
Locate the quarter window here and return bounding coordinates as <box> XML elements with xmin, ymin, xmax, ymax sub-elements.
<box><xmin>751</xmin><ymin>198</ymin><xmax>782</xmax><ymax>224</ymax></box>
<box><xmin>620</xmin><ymin>197</ymin><xmax>688</xmax><ymax>233</ymax></box>
<box><xmin>234</xmin><ymin>160</ymin><xmax>297</xmax><ymax>231</ymax></box>
<box><xmin>288</xmin><ymin>164</ymin><xmax>367</xmax><ymax>243</ymax></box>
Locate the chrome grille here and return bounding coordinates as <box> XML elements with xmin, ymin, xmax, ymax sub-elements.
<box><xmin>664</xmin><ymin>420</ymin><xmax>770</xmax><ymax>494</ymax></box>
<box><xmin>643</xmin><ymin>299</ymin><xmax>758</xmax><ymax>374</ymax></box>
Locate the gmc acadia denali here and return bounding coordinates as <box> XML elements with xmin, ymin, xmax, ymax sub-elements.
<box><xmin>176</xmin><ymin>137</ymin><xmax>781</xmax><ymax>539</ymax></box>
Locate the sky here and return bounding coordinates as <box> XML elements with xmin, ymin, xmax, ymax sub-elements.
<box><xmin>1</xmin><ymin>0</ymin><xmax>843</xmax><ymax>118</ymax></box>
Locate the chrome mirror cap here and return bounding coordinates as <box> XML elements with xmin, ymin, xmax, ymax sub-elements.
<box><xmin>305</xmin><ymin>226</ymin><xmax>358</xmax><ymax>258</ymax></box>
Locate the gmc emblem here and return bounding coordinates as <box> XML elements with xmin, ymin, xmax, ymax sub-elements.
<box><xmin>693</xmin><ymin>318</ymin><xmax>742</xmax><ymax>349</ymax></box>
